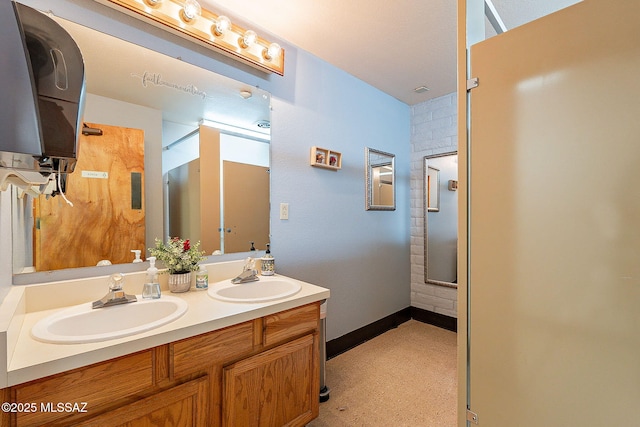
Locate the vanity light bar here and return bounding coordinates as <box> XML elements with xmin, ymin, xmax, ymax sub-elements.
<box><xmin>93</xmin><ymin>0</ymin><xmax>285</xmax><ymax>76</ymax></box>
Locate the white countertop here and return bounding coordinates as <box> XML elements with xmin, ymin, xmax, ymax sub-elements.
<box><xmin>0</xmin><ymin>260</ymin><xmax>330</xmax><ymax>388</ymax></box>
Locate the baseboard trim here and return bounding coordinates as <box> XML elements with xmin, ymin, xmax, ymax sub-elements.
<box><xmin>326</xmin><ymin>307</ymin><xmax>411</xmax><ymax>360</ymax></box>
<box><xmin>410</xmin><ymin>306</ymin><xmax>457</xmax><ymax>332</ymax></box>
<box><xmin>325</xmin><ymin>307</ymin><xmax>457</xmax><ymax>360</ymax></box>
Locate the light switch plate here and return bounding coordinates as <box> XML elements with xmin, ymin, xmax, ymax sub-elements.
<box><xmin>279</xmin><ymin>203</ymin><xmax>289</xmax><ymax>220</ymax></box>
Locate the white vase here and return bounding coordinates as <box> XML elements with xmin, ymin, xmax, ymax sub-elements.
<box><xmin>168</xmin><ymin>272</ymin><xmax>192</xmax><ymax>293</ymax></box>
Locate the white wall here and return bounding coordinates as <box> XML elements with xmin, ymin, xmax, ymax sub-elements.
<box><xmin>269</xmin><ymin>55</ymin><xmax>411</xmax><ymax>340</ymax></box>
<box><xmin>1</xmin><ymin>0</ymin><xmax>411</xmax><ymax>341</ymax></box>
<box><xmin>410</xmin><ymin>92</ymin><xmax>458</xmax><ymax>318</ymax></box>
<box><xmin>162</xmin><ymin>122</ymin><xmax>199</xmax><ymax>175</ymax></box>
<box><xmin>220</xmin><ymin>134</ymin><xmax>269</xmax><ymax>168</ymax></box>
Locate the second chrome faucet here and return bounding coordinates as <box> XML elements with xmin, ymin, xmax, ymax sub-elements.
<box><xmin>231</xmin><ymin>258</ymin><xmax>260</xmax><ymax>284</ymax></box>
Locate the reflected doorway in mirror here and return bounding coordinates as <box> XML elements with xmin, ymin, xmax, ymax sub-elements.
<box><xmin>365</xmin><ymin>147</ymin><xmax>395</xmax><ymax>211</ymax></box>
<box><xmin>34</xmin><ymin>123</ymin><xmax>145</xmax><ymax>271</ymax></box>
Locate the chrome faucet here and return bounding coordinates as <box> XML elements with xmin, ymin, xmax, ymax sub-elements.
<box><xmin>231</xmin><ymin>258</ymin><xmax>260</xmax><ymax>284</ymax></box>
<box><xmin>92</xmin><ymin>273</ymin><xmax>137</xmax><ymax>309</ymax></box>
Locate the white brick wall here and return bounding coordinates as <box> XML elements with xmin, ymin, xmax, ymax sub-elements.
<box><xmin>410</xmin><ymin>92</ymin><xmax>458</xmax><ymax>318</ymax></box>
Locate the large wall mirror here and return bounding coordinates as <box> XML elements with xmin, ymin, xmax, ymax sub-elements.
<box><xmin>365</xmin><ymin>147</ymin><xmax>395</xmax><ymax>211</ymax></box>
<box><xmin>424</xmin><ymin>152</ymin><xmax>458</xmax><ymax>288</ymax></box>
<box><xmin>11</xmin><ymin>12</ymin><xmax>272</xmax><ymax>279</ymax></box>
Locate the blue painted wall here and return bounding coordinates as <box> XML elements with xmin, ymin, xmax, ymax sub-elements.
<box><xmin>3</xmin><ymin>0</ymin><xmax>411</xmax><ymax>340</ymax></box>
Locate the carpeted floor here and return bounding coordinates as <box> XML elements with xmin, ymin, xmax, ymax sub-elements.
<box><xmin>307</xmin><ymin>320</ymin><xmax>457</xmax><ymax>427</ymax></box>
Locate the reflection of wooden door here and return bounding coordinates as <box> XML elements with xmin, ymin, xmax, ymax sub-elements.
<box><xmin>35</xmin><ymin>123</ymin><xmax>145</xmax><ymax>270</ymax></box>
<box><xmin>199</xmin><ymin>125</ymin><xmax>221</xmax><ymax>254</ymax></box>
<box><xmin>223</xmin><ymin>161</ymin><xmax>269</xmax><ymax>253</ymax></box>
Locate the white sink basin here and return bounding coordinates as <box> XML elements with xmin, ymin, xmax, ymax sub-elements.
<box><xmin>31</xmin><ymin>296</ymin><xmax>188</xmax><ymax>344</ymax></box>
<box><xmin>208</xmin><ymin>276</ymin><xmax>302</xmax><ymax>303</ymax></box>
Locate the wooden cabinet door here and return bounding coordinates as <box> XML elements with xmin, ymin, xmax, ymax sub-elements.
<box><xmin>14</xmin><ymin>350</ymin><xmax>154</xmax><ymax>427</ymax></box>
<box><xmin>222</xmin><ymin>334</ymin><xmax>318</xmax><ymax>427</ymax></box>
<box><xmin>75</xmin><ymin>377</ymin><xmax>209</xmax><ymax>427</ymax></box>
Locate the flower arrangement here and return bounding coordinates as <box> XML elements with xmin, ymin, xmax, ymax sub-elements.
<box><xmin>149</xmin><ymin>237</ymin><xmax>206</xmax><ymax>274</ymax></box>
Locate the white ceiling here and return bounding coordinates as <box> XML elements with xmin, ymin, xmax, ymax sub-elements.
<box><xmin>52</xmin><ymin>1</ymin><xmax>582</xmax><ymax>141</ymax></box>
<box><xmin>202</xmin><ymin>0</ymin><xmax>581</xmax><ymax>105</ymax></box>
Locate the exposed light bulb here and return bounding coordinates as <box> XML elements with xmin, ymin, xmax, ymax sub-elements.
<box><xmin>102</xmin><ymin>0</ymin><xmax>284</xmax><ymax>75</ymax></box>
<box><xmin>181</xmin><ymin>0</ymin><xmax>201</xmax><ymax>22</ymax></box>
<box><xmin>212</xmin><ymin>15</ymin><xmax>231</xmax><ymax>37</ymax></box>
<box><xmin>263</xmin><ymin>42</ymin><xmax>282</xmax><ymax>61</ymax></box>
<box><xmin>239</xmin><ymin>30</ymin><xmax>257</xmax><ymax>49</ymax></box>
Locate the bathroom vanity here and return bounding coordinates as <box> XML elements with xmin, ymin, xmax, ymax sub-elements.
<box><xmin>0</xmin><ymin>260</ymin><xmax>329</xmax><ymax>426</ymax></box>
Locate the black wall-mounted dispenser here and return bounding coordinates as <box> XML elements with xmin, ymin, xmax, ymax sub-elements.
<box><xmin>0</xmin><ymin>1</ymin><xmax>85</xmax><ymax>175</ymax></box>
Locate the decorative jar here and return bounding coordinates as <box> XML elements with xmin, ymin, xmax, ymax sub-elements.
<box><xmin>168</xmin><ymin>272</ymin><xmax>192</xmax><ymax>293</ymax></box>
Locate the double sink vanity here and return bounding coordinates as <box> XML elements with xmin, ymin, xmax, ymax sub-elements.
<box><xmin>0</xmin><ymin>259</ymin><xmax>330</xmax><ymax>426</ymax></box>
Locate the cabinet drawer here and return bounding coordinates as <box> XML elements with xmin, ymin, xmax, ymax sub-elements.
<box><xmin>172</xmin><ymin>321</ymin><xmax>255</xmax><ymax>378</ymax></box>
<box><xmin>75</xmin><ymin>376</ymin><xmax>209</xmax><ymax>427</ymax></box>
<box><xmin>263</xmin><ymin>302</ymin><xmax>320</xmax><ymax>347</ymax></box>
<box><xmin>14</xmin><ymin>349</ymin><xmax>154</xmax><ymax>426</ymax></box>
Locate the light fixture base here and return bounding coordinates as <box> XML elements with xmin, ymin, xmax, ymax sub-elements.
<box><xmin>95</xmin><ymin>0</ymin><xmax>285</xmax><ymax>76</ymax></box>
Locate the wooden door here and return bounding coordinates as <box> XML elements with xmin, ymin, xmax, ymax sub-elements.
<box><xmin>468</xmin><ymin>1</ymin><xmax>640</xmax><ymax>425</ymax></box>
<box><xmin>223</xmin><ymin>161</ymin><xmax>270</xmax><ymax>253</ymax></box>
<box><xmin>34</xmin><ymin>123</ymin><xmax>145</xmax><ymax>270</ymax></box>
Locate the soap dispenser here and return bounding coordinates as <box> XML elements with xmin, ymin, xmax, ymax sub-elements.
<box><xmin>260</xmin><ymin>244</ymin><xmax>275</xmax><ymax>276</ymax></box>
<box><xmin>142</xmin><ymin>257</ymin><xmax>161</xmax><ymax>299</ymax></box>
<box><xmin>131</xmin><ymin>249</ymin><xmax>142</xmax><ymax>263</ymax></box>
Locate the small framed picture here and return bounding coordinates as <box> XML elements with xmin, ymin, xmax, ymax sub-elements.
<box><xmin>315</xmin><ymin>149</ymin><xmax>328</xmax><ymax>165</ymax></box>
